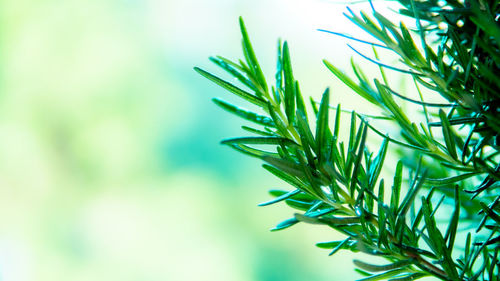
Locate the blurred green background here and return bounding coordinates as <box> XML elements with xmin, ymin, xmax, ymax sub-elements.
<box><xmin>0</xmin><ymin>0</ymin><xmax>385</xmax><ymax>280</ymax></box>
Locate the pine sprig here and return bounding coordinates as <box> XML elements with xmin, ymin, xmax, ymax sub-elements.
<box><xmin>196</xmin><ymin>1</ymin><xmax>500</xmax><ymax>279</ymax></box>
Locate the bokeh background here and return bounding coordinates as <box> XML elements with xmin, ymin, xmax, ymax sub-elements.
<box><xmin>0</xmin><ymin>0</ymin><xmax>398</xmax><ymax>280</ymax></box>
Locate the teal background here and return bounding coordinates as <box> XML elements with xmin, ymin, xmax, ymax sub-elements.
<box><xmin>0</xmin><ymin>0</ymin><xmax>388</xmax><ymax>280</ymax></box>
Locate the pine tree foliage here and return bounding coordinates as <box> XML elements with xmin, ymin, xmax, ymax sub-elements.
<box><xmin>195</xmin><ymin>1</ymin><xmax>500</xmax><ymax>280</ymax></box>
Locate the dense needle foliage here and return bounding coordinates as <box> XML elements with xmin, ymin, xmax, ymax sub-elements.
<box><xmin>195</xmin><ymin>0</ymin><xmax>500</xmax><ymax>280</ymax></box>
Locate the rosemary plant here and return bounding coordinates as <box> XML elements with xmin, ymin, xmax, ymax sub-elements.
<box><xmin>195</xmin><ymin>0</ymin><xmax>500</xmax><ymax>280</ymax></box>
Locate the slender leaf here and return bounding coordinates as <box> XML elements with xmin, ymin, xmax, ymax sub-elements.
<box><xmin>444</xmin><ymin>186</ymin><xmax>460</xmax><ymax>251</ymax></box>
<box><xmin>421</xmin><ymin>197</ymin><xmax>459</xmax><ymax>279</ymax></box>
<box><xmin>258</xmin><ymin>189</ymin><xmax>301</xmax><ymax>206</ymax></box>
<box><xmin>221</xmin><ymin>136</ymin><xmax>297</xmax><ymax>147</ymax></box>
<box><xmin>239</xmin><ymin>17</ymin><xmax>268</xmax><ymax>93</ymax></box>
<box><xmin>324</xmin><ymin>60</ymin><xmax>378</xmax><ymax>105</ymax></box>
<box><xmin>194</xmin><ymin>67</ymin><xmax>267</xmax><ymax>107</ymax></box>
<box><xmin>391</xmin><ymin>161</ymin><xmax>403</xmax><ymax>211</ymax></box>
<box><xmin>316</xmin><ymin>88</ymin><xmax>331</xmax><ymax>162</ymax></box>
<box><xmin>282</xmin><ymin>41</ymin><xmax>296</xmax><ymax>123</ymax></box>
<box><xmin>212</xmin><ymin>98</ymin><xmax>275</xmax><ymax>127</ymax></box>
<box><xmin>424</xmin><ymin>172</ymin><xmax>479</xmax><ymax>186</ymax></box>
<box><xmin>439</xmin><ymin>109</ymin><xmax>458</xmax><ymax>160</ymax></box>
<box><xmin>271</xmin><ymin>217</ymin><xmax>299</xmax><ymax>231</ymax></box>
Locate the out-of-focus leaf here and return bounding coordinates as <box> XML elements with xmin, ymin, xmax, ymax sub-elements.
<box><xmin>319</xmin><ymin>237</ymin><xmax>352</xmax><ymax>256</ymax></box>
<box><xmin>271</xmin><ymin>217</ymin><xmax>299</xmax><ymax>231</ymax></box>
<box><xmin>285</xmin><ymin>198</ymin><xmax>314</xmax><ymax>211</ymax></box>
